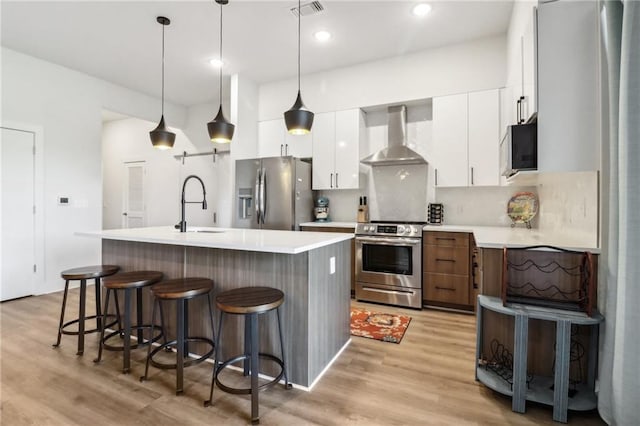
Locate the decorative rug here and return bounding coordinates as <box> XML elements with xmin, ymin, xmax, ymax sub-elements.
<box><xmin>350</xmin><ymin>308</ymin><xmax>412</xmax><ymax>344</ymax></box>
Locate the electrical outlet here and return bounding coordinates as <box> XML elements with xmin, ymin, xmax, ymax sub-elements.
<box><xmin>329</xmin><ymin>257</ymin><xmax>335</xmax><ymax>274</ymax></box>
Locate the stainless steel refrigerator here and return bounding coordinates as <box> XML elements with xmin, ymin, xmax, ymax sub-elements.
<box><xmin>233</xmin><ymin>157</ymin><xmax>313</xmax><ymax>230</ymax></box>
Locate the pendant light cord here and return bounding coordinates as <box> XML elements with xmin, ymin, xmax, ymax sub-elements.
<box><xmin>297</xmin><ymin>0</ymin><xmax>301</xmax><ymax>92</ymax></box>
<box><xmin>219</xmin><ymin>1</ymin><xmax>223</xmax><ymax>107</ymax></box>
<box><xmin>161</xmin><ymin>22</ymin><xmax>165</xmax><ymax>116</ymax></box>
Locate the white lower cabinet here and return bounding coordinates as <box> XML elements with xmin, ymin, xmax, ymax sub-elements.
<box><xmin>312</xmin><ymin>109</ymin><xmax>362</xmax><ymax>190</ymax></box>
<box><xmin>432</xmin><ymin>89</ymin><xmax>500</xmax><ymax>187</ymax></box>
<box><xmin>257</xmin><ymin>118</ymin><xmax>312</xmax><ymax>158</ymax></box>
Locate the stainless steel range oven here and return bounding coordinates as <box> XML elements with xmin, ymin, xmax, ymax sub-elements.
<box><xmin>355</xmin><ymin>222</ymin><xmax>424</xmax><ymax>309</ymax></box>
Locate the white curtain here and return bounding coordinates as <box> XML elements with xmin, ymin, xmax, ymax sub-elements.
<box><xmin>598</xmin><ymin>1</ymin><xmax>640</xmax><ymax>424</ymax></box>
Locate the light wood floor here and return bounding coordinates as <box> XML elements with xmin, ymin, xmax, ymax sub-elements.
<box><xmin>1</xmin><ymin>289</ymin><xmax>605</xmax><ymax>425</ymax></box>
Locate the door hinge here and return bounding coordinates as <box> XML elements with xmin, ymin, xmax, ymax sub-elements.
<box><xmin>33</xmin><ymin>205</ymin><xmax>36</xmax><ymax>214</ymax></box>
<box><xmin>33</xmin><ymin>264</ymin><xmax>37</xmax><ymax>273</ymax></box>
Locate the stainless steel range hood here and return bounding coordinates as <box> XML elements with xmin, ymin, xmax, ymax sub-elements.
<box><xmin>360</xmin><ymin>105</ymin><xmax>427</xmax><ymax>166</ymax></box>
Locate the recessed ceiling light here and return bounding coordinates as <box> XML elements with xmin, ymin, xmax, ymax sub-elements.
<box><xmin>412</xmin><ymin>3</ymin><xmax>432</xmax><ymax>17</ymax></box>
<box><xmin>209</xmin><ymin>58</ymin><xmax>224</xmax><ymax>68</ymax></box>
<box><xmin>314</xmin><ymin>30</ymin><xmax>331</xmax><ymax>42</ymax></box>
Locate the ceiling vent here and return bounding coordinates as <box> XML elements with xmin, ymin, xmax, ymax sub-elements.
<box><xmin>290</xmin><ymin>1</ymin><xmax>325</xmax><ymax>17</ymax></box>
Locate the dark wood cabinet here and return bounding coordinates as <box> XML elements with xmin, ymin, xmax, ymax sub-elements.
<box><xmin>423</xmin><ymin>231</ymin><xmax>474</xmax><ymax>310</ymax></box>
<box><xmin>300</xmin><ymin>225</ymin><xmax>355</xmax><ymax>296</ymax></box>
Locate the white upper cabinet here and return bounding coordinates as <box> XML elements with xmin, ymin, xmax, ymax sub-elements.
<box><xmin>468</xmin><ymin>90</ymin><xmax>500</xmax><ymax>186</ymax></box>
<box><xmin>537</xmin><ymin>0</ymin><xmax>599</xmax><ymax>172</ymax></box>
<box><xmin>432</xmin><ymin>93</ymin><xmax>468</xmax><ymax>187</ymax></box>
<box><xmin>312</xmin><ymin>109</ymin><xmax>362</xmax><ymax>190</ymax></box>
<box><xmin>258</xmin><ymin>118</ymin><xmax>312</xmax><ymax>158</ymax></box>
<box><xmin>433</xmin><ymin>90</ymin><xmax>500</xmax><ymax>188</ymax></box>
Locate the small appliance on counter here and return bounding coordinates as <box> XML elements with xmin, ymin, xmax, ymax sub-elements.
<box><xmin>357</xmin><ymin>196</ymin><xmax>369</xmax><ymax>223</ymax></box>
<box><xmin>427</xmin><ymin>203</ymin><xmax>444</xmax><ymax>225</ymax></box>
<box><xmin>314</xmin><ymin>196</ymin><xmax>330</xmax><ymax>222</ymax></box>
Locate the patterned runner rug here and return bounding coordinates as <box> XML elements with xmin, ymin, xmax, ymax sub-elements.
<box><xmin>350</xmin><ymin>307</ymin><xmax>412</xmax><ymax>344</ymax></box>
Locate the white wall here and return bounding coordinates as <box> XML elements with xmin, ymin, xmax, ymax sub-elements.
<box><xmin>1</xmin><ymin>47</ymin><xmax>186</xmax><ymax>294</ymax></box>
<box><xmin>259</xmin><ymin>35</ymin><xmax>506</xmax><ymax>120</ymax></box>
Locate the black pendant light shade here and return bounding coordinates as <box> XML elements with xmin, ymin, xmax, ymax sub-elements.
<box><xmin>284</xmin><ymin>90</ymin><xmax>314</xmax><ymax>135</ymax></box>
<box><xmin>207</xmin><ymin>0</ymin><xmax>234</xmax><ymax>144</ymax></box>
<box><xmin>150</xmin><ymin>115</ymin><xmax>176</xmax><ymax>150</ymax></box>
<box><xmin>207</xmin><ymin>105</ymin><xmax>235</xmax><ymax>143</ymax></box>
<box><xmin>284</xmin><ymin>0</ymin><xmax>314</xmax><ymax>135</ymax></box>
<box><xmin>150</xmin><ymin>16</ymin><xmax>175</xmax><ymax>149</ymax></box>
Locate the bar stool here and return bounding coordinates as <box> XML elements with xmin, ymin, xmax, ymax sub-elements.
<box><xmin>205</xmin><ymin>286</ymin><xmax>291</xmax><ymax>425</ymax></box>
<box><xmin>94</xmin><ymin>271</ymin><xmax>164</xmax><ymax>373</ymax></box>
<box><xmin>140</xmin><ymin>277</ymin><xmax>215</xmax><ymax>395</ymax></box>
<box><xmin>53</xmin><ymin>264</ymin><xmax>120</xmax><ymax>355</ymax></box>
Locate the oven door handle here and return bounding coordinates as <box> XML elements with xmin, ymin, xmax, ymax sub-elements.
<box><xmin>362</xmin><ymin>286</ymin><xmax>417</xmax><ymax>296</ymax></box>
<box><xmin>356</xmin><ymin>236</ymin><xmax>421</xmax><ymax>245</ymax></box>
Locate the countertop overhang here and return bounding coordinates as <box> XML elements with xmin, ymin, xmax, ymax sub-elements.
<box><xmin>78</xmin><ymin>226</ymin><xmax>353</xmax><ymax>254</ymax></box>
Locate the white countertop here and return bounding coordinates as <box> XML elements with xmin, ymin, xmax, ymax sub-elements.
<box><xmin>299</xmin><ymin>221</ymin><xmax>356</xmax><ymax>229</ymax></box>
<box><xmin>422</xmin><ymin>225</ymin><xmax>600</xmax><ymax>253</ymax></box>
<box><xmin>78</xmin><ymin>226</ymin><xmax>353</xmax><ymax>255</ymax></box>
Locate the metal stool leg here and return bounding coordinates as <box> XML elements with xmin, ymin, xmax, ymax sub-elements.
<box><xmin>276</xmin><ymin>307</ymin><xmax>291</xmax><ymax>389</ymax></box>
<box><xmin>113</xmin><ymin>290</ymin><xmax>123</xmax><ymax>336</ymax></box>
<box><xmin>136</xmin><ymin>287</ymin><xmax>144</xmax><ymax>342</ymax></box>
<box><xmin>123</xmin><ymin>288</ymin><xmax>132</xmax><ymax>374</ymax></box>
<box><xmin>183</xmin><ymin>299</ymin><xmax>190</xmax><ymax>357</ymax></box>
<box><xmin>77</xmin><ymin>279</ymin><xmax>87</xmax><ymax>355</ymax></box>
<box><xmin>244</xmin><ymin>316</ymin><xmax>251</xmax><ymax>376</ymax></box>
<box><xmin>95</xmin><ymin>278</ymin><xmax>102</xmax><ymax>331</ymax></box>
<box><xmin>94</xmin><ymin>288</ymin><xmax>112</xmax><ymax>363</ymax></box>
<box><xmin>176</xmin><ymin>298</ymin><xmax>185</xmax><ymax>395</ymax></box>
<box><xmin>140</xmin><ymin>297</ymin><xmax>158</xmax><ymax>382</ymax></box>
<box><xmin>205</xmin><ymin>310</ymin><xmax>224</xmax><ymax>407</ymax></box>
<box><xmin>53</xmin><ymin>280</ymin><xmax>70</xmax><ymax>348</ymax></box>
<box><xmin>250</xmin><ymin>313</ymin><xmax>260</xmax><ymax>424</ymax></box>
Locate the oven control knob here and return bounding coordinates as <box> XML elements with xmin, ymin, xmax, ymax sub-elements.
<box><xmin>397</xmin><ymin>225</ymin><xmax>405</xmax><ymax>234</ymax></box>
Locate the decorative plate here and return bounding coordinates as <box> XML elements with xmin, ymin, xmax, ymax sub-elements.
<box><xmin>507</xmin><ymin>192</ymin><xmax>538</xmax><ymax>225</ymax></box>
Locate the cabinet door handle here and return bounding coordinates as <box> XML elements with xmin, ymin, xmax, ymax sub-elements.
<box><xmin>516</xmin><ymin>99</ymin><xmax>520</xmax><ymax>124</ymax></box>
<box><xmin>435</xmin><ymin>169</ymin><xmax>438</xmax><ymax>186</ymax></box>
<box><xmin>435</xmin><ymin>286</ymin><xmax>456</xmax><ymax>292</ymax></box>
<box><xmin>436</xmin><ymin>258</ymin><xmax>456</xmax><ymax>263</ymax></box>
<box><xmin>285</xmin><ymin>144</ymin><xmax>289</xmax><ymax>156</ymax></box>
<box><xmin>335</xmin><ymin>173</ymin><xmax>339</xmax><ymax>188</ymax></box>
<box><xmin>471</xmin><ymin>167</ymin><xmax>474</xmax><ymax>185</ymax></box>
<box><xmin>330</xmin><ymin>173</ymin><xmax>334</xmax><ymax>188</ymax></box>
<box><xmin>436</xmin><ymin>237</ymin><xmax>456</xmax><ymax>241</ymax></box>
<box><xmin>280</xmin><ymin>144</ymin><xmax>284</xmax><ymax>156</ymax></box>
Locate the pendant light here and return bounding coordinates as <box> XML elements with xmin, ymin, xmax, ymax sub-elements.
<box><xmin>207</xmin><ymin>0</ymin><xmax>235</xmax><ymax>144</ymax></box>
<box><xmin>149</xmin><ymin>16</ymin><xmax>176</xmax><ymax>150</ymax></box>
<box><xmin>284</xmin><ymin>0</ymin><xmax>314</xmax><ymax>135</ymax></box>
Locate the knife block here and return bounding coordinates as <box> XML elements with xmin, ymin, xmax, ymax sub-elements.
<box><xmin>357</xmin><ymin>205</ymin><xmax>369</xmax><ymax>223</ymax></box>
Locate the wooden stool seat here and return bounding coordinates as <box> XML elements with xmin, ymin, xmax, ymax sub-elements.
<box><xmin>61</xmin><ymin>265</ymin><xmax>120</xmax><ymax>280</ymax></box>
<box><xmin>151</xmin><ymin>278</ymin><xmax>213</xmax><ymax>300</ymax></box>
<box><xmin>103</xmin><ymin>271</ymin><xmax>164</xmax><ymax>289</ymax></box>
<box><xmin>216</xmin><ymin>287</ymin><xmax>284</xmax><ymax>315</ymax></box>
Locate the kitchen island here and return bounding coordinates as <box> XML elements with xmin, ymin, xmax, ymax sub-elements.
<box><xmin>78</xmin><ymin>226</ymin><xmax>353</xmax><ymax>389</ymax></box>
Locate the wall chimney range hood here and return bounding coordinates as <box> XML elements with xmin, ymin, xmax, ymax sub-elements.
<box><xmin>360</xmin><ymin>105</ymin><xmax>427</xmax><ymax>166</ymax></box>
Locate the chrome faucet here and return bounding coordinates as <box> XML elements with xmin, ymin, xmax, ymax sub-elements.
<box><xmin>176</xmin><ymin>175</ymin><xmax>207</xmax><ymax>232</ymax></box>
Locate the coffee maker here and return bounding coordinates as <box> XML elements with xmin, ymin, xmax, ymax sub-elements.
<box><xmin>313</xmin><ymin>197</ymin><xmax>330</xmax><ymax>222</ymax></box>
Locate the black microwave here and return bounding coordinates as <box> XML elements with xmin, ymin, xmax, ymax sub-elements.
<box><xmin>500</xmin><ymin>123</ymin><xmax>537</xmax><ymax>177</ymax></box>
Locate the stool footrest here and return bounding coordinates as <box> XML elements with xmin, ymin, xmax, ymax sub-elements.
<box><xmin>149</xmin><ymin>337</ymin><xmax>214</xmax><ymax>370</ymax></box>
<box><xmin>215</xmin><ymin>353</ymin><xmax>285</xmax><ymax>395</ymax></box>
<box><xmin>60</xmin><ymin>314</ymin><xmax>118</xmax><ymax>336</ymax></box>
<box><xmin>101</xmin><ymin>325</ymin><xmax>164</xmax><ymax>351</ymax></box>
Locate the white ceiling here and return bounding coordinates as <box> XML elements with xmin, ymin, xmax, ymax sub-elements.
<box><xmin>1</xmin><ymin>1</ymin><xmax>514</xmax><ymax>107</ymax></box>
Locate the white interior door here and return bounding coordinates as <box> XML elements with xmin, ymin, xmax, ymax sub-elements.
<box><xmin>1</xmin><ymin>127</ymin><xmax>35</xmax><ymax>301</ymax></box>
<box><xmin>122</xmin><ymin>162</ymin><xmax>146</xmax><ymax>228</ymax></box>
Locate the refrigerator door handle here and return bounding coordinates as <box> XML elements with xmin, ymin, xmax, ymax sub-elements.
<box><xmin>255</xmin><ymin>168</ymin><xmax>261</xmax><ymax>224</ymax></box>
<box><xmin>260</xmin><ymin>168</ymin><xmax>267</xmax><ymax>224</ymax></box>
